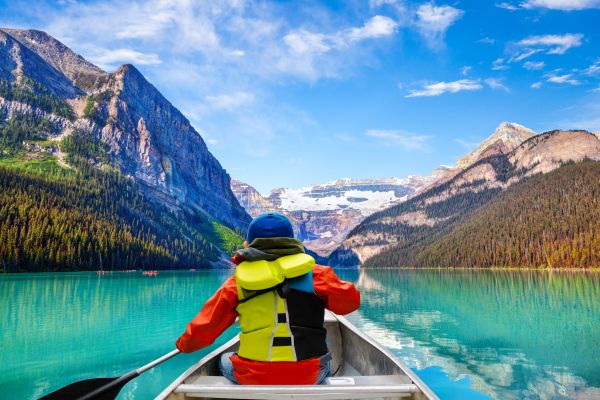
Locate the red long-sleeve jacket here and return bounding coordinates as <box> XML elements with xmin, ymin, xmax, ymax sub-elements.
<box><xmin>176</xmin><ymin>263</ymin><xmax>360</xmax><ymax>384</ymax></box>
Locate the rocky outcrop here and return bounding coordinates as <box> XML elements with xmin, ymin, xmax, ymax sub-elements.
<box><xmin>0</xmin><ymin>29</ymin><xmax>80</xmax><ymax>98</ymax></box>
<box><xmin>510</xmin><ymin>130</ymin><xmax>600</xmax><ymax>174</ymax></box>
<box><xmin>0</xmin><ymin>28</ymin><xmax>250</xmax><ymax>231</ymax></box>
<box><xmin>231</xmin><ymin>179</ymin><xmax>279</xmax><ymax>216</ymax></box>
<box><xmin>455</xmin><ymin>122</ymin><xmax>535</xmax><ymax>169</ymax></box>
<box><xmin>2</xmin><ymin>28</ymin><xmax>108</xmax><ymax>92</ymax></box>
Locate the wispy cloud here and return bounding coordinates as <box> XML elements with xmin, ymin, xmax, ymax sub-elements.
<box><xmin>406</xmin><ymin>79</ymin><xmax>483</xmax><ymax>97</ymax></box>
<box><xmin>585</xmin><ymin>59</ymin><xmax>600</xmax><ymax>75</ymax></box>
<box><xmin>415</xmin><ymin>4</ymin><xmax>464</xmax><ymax>49</ymax></box>
<box><xmin>485</xmin><ymin>78</ymin><xmax>510</xmax><ymax>91</ymax></box>
<box><xmin>521</xmin><ymin>0</ymin><xmax>600</xmax><ymax>10</ymax></box>
<box><xmin>367</xmin><ymin>129</ymin><xmax>431</xmax><ymax>151</ymax></box>
<box><xmin>284</xmin><ymin>15</ymin><xmax>398</xmax><ymax>56</ymax></box>
<box><xmin>496</xmin><ymin>2</ymin><xmax>520</xmax><ymax>10</ymax></box>
<box><xmin>204</xmin><ymin>91</ymin><xmax>255</xmax><ymax>112</ymax></box>
<box><xmin>492</xmin><ymin>58</ymin><xmax>510</xmax><ymax>71</ymax></box>
<box><xmin>523</xmin><ymin>61</ymin><xmax>546</xmax><ymax>70</ymax></box>
<box><xmin>478</xmin><ymin>37</ymin><xmax>496</xmax><ymax>44</ymax></box>
<box><xmin>89</xmin><ymin>48</ymin><xmax>161</xmax><ymax>69</ymax></box>
<box><xmin>281</xmin><ymin>15</ymin><xmax>398</xmax><ymax>80</ymax></box>
<box><xmin>546</xmin><ymin>73</ymin><xmax>580</xmax><ymax>85</ymax></box>
<box><xmin>496</xmin><ymin>0</ymin><xmax>600</xmax><ymax>10</ymax></box>
<box><xmin>531</xmin><ymin>81</ymin><xmax>543</xmax><ymax>89</ymax></box>
<box><xmin>460</xmin><ymin>66</ymin><xmax>472</xmax><ymax>76</ymax></box>
<box><xmin>511</xmin><ymin>34</ymin><xmax>584</xmax><ymax>62</ymax></box>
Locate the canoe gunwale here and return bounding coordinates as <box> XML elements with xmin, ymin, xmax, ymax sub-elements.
<box><xmin>156</xmin><ymin>313</ymin><xmax>439</xmax><ymax>400</ymax></box>
<box><xmin>155</xmin><ymin>336</ymin><xmax>239</xmax><ymax>400</ymax></box>
<box><xmin>335</xmin><ymin>314</ymin><xmax>439</xmax><ymax>400</ymax></box>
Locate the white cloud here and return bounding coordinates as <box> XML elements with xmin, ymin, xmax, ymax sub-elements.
<box><xmin>367</xmin><ymin>129</ymin><xmax>430</xmax><ymax>150</ymax></box>
<box><xmin>496</xmin><ymin>2</ymin><xmax>520</xmax><ymax>10</ymax></box>
<box><xmin>283</xmin><ymin>31</ymin><xmax>331</xmax><ymax>55</ymax></box>
<box><xmin>478</xmin><ymin>37</ymin><xmax>496</xmax><ymax>44</ymax></box>
<box><xmin>585</xmin><ymin>60</ymin><xmax>600</xmax><ymax>75</ymax></box>
<box><xmin>485</xmin><ymin>78</ymin><xmax>510</xmax><ymax>91</ymax></box>
<box><xmin>415</xmin><ymin>4</ymin><xmax>464</xmax><ymax>48</ymax></box>
<box><xmin>521</xmin><ymin>0</ymin><xmax>600</xmax><ymax>10</ymax></box>
<box><xmin>460</xmin><ymin>66</ymin><xmax>472</xmax><ymax>76</ymax></box>
<box><xmin>204</xmin><ymin>91</ymin><xmax>255</xmax><ymax>111</ymax></box>
<box><xmin>523</xmin><ymin>61</ymin><xmax>546</xmax><ymax>70</ymax></box>
<box><xmin>284</xmin><ymin>15</ymin><xmax>398</xmax><ymax>55</ymax></box>
<box><xmin>89</xmin><ymin>48</ymin><xmax>161</xmax><ymax>69</ymax></box>
<box><xmin>280</xmin><ymin>15</ymin><xmax>398</xmax><ymax>81</ymax></box>
<box><xmin>492</xmin><ymin>58</ymin><xmax>510</xmax><ymax>71</ymax></box>
<box><xmin>349</xmin><ymin>15</ymin><xmax>398</xmax><ymax>41</ymax></box>
<box><xmin>517</xmin><ymin>33</ymin><xmax>584</xmax><ymax>55</ymax></box>
<box><xmin>406</xmin><ymin>79</ymin><xmax>482</xmax><ymax>97</ymax></box>
<box><xmin>512</xmin><ymin>48</ymin><xmax>543</xmax><ymax>62</ymax></box>
<box><xmin>531</xmin><ymin>81</ymin><xmax>543</xmax><ymax>89</ymax></box>
<box><xmin>546</xmin><ymin>73</ymin><xmax>580</xmax><ymax>85</ymax></box>
<box><xmin>369</xmin><ymin>0</ymin><xmax>401</xmax><ymax>7</ymax></box>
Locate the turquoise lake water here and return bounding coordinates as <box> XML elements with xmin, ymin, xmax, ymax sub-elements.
<box><xmin>1</xmin><ymin>269</ymin><xmax>599</xmax><ymax>400</ymax></box>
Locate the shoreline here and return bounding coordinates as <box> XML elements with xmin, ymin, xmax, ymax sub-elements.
<box><xmin>2</xmin><ymin>266</ymin><xmax>600</xmax><ymax>274</ymax></box>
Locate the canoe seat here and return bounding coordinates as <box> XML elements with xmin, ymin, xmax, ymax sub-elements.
<box><xmin>176</xmin><ymin>375</ymin><xmax>418</xmax><ymax>399</ymax></box>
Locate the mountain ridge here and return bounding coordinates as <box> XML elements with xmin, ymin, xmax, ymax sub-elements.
<box><xmin>0</xmin><ymin>27</ymin><xmax>251</xmax><ymax>270</ymax></box>
<box><xmin>329</xmin><ymin>128</ymin><xmax>600</xmax><ymax>267</ymax></box>
<box><xmin>0</xmin><ymin>28</ymin><xmax>250</xmax><ymax>231</ymax></box>
<box><xmin>231</xmin><ymin>168</ymin><xmax>449</xmax><ymax>255</ymax></box>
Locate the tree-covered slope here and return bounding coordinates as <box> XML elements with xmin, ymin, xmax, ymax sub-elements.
<box><xmin>0</xmin><ymin>152</ymin><xmax>243</xmax><ymax>272</ymax></box>
<box><xmin>365</xmin><ymin>161</ymin><xmax>600</xmax><ymax>269</ymax></box>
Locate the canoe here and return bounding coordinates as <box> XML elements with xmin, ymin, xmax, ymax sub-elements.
<box><xmin>157</xmin><ymin>311</ymin><xmax>439</xmax><ymax>400</ymax></box>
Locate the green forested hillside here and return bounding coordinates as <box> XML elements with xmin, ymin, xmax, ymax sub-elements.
<box><xmin>365</xmin><ymin>161</ymin><xmax>600</xmax><ymax>269</ymax></box>
<box><xmin>0</xmin><ymin>153</ymin><xmax>243</xmax><ymax>272</ymax></box>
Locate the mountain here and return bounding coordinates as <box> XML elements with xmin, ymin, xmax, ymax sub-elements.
<box><xmin>232</xmin><ymin>170</ymin><xmax>449</xmax><ymax>255</ymax></box>
<box><xmin>365</xmin><ymin>159</ymin><xmax>600</xmax><ymax>269</ymax></box>
<box><xmin>455</xmin><ymin>122</ymin><xmax>534</xmax><ymax>169</ymax></box>
<box><xmin>230</xmin><ymin>178</ymin><xmax>279</xmax><ymax>217</ymax></box>
<box><xmin>0</xmin><ymin>28</ymin><xmax>250</xmax><ymax>271</ymax></box>
<box><xmin>1</xmin><ymin>28</ymin><xmax>108</xmax><ymax>91</ymax></box>
<box><xmin>329</xmin><ymin>127</ymin><xmax>600</xmax><ymax>268</ymax></box>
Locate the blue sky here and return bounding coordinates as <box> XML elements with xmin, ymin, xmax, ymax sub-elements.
<box><xmin>1</xmin><ymin>0</ymin><xmax>599</xmax><ymax>194</ymax></box>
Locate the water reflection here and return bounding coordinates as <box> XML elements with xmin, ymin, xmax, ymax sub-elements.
<box><xmin>0</xmin><ymin>271</ymin><xmax>237</xmax><ymax>400</ymax></box>
<box><xmin>338</xmin><ymin>269</ymin><xmax>600</xmax><ymax>400</ymax></box>
<box><xmin>2</xmin><ymin>269</ymin><xmax>599</xmax><ymax>400</ymax></box>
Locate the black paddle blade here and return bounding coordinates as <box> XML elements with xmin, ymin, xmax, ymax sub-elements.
<box><xmin>38</xmin><ymin>377</ymin><xmax>125</xmax><ymax>400</ymax></box>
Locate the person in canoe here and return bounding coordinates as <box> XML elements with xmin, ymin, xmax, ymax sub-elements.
<box><xmin>175</xmin><ymin>212</ymin><xmax>360</xmax><ymax>385</ymax></box>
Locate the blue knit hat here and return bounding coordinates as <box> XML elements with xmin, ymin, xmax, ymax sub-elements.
<box><xmin>247</xmin><ymin>213</ymin><xmax>294</xmax><ymax>243</ymax></box>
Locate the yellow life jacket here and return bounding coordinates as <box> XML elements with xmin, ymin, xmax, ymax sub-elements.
<box><xmin>235</xmin><ymin>253</ymin><xmax>327</xmax><ymax>362</ymax></box>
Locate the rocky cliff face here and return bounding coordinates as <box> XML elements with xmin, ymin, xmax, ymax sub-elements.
<box><xmin>231</xmin><ymin>178</ymin><xmax>279</xmax><ymax>216</ymax></box>
<box><xmin>0</xmin><ymin>28</ymin><xmax>250</xmax><ymax>231</ymax></box>
<box><xmin>0</xmin><ymin>29</ymin><xmax>80</xmax><ymax>98</ymax></box>
<box><xmin>232</xmin><ymin>172</ymin><xmax>448</xmax><ymax>255</ymax></box>
<box><xmin>331</xmin><ymin>126</ymin><xmax>600</xmax><ymax>266</ymax></box>
<box><xmin>1</xmin><ymin>29</ymin><xmax>108</xmax><ymax>92</ymax></box>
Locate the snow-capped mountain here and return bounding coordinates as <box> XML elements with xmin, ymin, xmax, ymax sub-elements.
<box><xmin>232</xmin><ymin>169</ymin><xmax>449</xmax><ymax>255</ymax></box>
